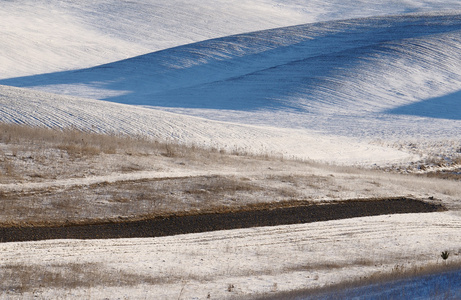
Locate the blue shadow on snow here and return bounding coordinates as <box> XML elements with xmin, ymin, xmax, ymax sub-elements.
<box><xmin>386</xmin><ymin>90</ymin><xmax>461</xmax><ymax>120</ymax></box>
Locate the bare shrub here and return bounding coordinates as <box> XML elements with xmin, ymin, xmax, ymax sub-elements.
<box><xmin>441</xmin><ymin>251</ymin><xmax>450</xmax><ymax>260</ymax></box>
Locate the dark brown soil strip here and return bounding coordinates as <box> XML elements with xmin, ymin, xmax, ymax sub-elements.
<box><xmin>0</xmin><ymin>198</ymin><xmax>444</xmax><ymax>243</ymax></box>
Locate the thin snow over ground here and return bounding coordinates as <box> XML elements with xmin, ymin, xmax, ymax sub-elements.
<box><xmin>2</xmin><ymin>212</ymin><xmax>461</xmax><ymax>299</ymax></box>
<box><xmin>2</xmin><ymin>13</ymin><xmax>461</xmax><ymax>165</ymax></box>
<box><xmin>1</xmin><ymin>1</ymin><xmax>461</xmax><ymax>299</ymax></box>
<box><xmin>0</xmin><ymin>85</ymin><xmax>413</xmax><ymax>165</ymax></box>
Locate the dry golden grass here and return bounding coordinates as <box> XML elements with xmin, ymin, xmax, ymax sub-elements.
<box><xmin>0</xmin><ymin>123</ymin><xmax>309</xmax><ymax>225</ymax></box>
<box><xmin>0</xmin><ymin>175</ymin><xmax>312</xmax><ymax>226</ymax></box>
<box><xmin>1</xmin><ymin>122</ymin><xmax>460</xmax><ymax>226</ymax></box>
<box><xmin>0</xmin><ymin>123</ymin><xmax>238</xmax><ymax>182</ymax></box>
<box><xmin>0</xmin><ymin>122</ymin><xmax>460</xmax><ymax>299</ymax></box>
<box><xmin>0</xmin><ymin>262</ymin><xmax>178</xmax><ymax>294</ymax></box>
<box><xmin>0</xmin><ymin>122</ymin><xmax>199</xmax><ymax>158</ymax></box>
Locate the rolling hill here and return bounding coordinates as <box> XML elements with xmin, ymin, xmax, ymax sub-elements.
<box><xmin>2</xmin><ymin>1</ymin><xmax>461</xmax><ymax>299</ymax></box>
<box><xmin>2</xmin><ymin>8</ymin><xmax>461</xmax><ymax>165</ymax></box>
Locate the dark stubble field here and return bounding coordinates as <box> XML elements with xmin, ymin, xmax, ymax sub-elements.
<box><xmin>0</xmin><ymin>197</ymin><xmax>444</xmax><ymax>242</ymax></box>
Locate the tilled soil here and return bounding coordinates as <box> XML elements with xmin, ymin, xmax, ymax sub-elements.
<box><xmin>0</xmin><ymin>198</ymin><xmax>444</xmax><ymax>242</ymax></box>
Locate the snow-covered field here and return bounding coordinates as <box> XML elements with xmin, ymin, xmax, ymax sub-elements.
<box><xmin>2</xmin><ymin>212</ymin><xmax>461</xmax><ymax>299</ymax></box>
<box><xmin>2</xmin><ymin>0</ymin><xmax>461</xmax><ymax>166</ymax></box>
<box><xmin>1</xmin><ymin>0</ymin><xmax>461</xmax><ymax>299</ymax></box>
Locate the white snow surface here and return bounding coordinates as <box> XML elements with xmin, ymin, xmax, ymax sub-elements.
<box><xmin>2</xmin><ymin>3</ymin><xmax>461</xmax><ymax>165</ymax></box>
<box><xmin>1</xmin><ymin>1</ymin><xmax>461</xmax><ymax>299</ymax></box>
<box><xmin>0</xmin><ymin>85</ymin><xmax>412</xmax><ymax>164</ymax></box>
<box><xmin>2</xmin><ymin>0</ymin><xmax>461</xmax><ymax>79</ymax></box>
<box><xmin>3</xmin><ymin>212</ymin><xmax>461</xmax><ymax>299</ymax></box>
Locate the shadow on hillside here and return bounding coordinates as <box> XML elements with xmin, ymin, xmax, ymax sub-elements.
<box><xmin>0</xmin><ymin>44</ymin><xmax>298</xmax><ymax>111</ymax></box>
<box><xmin>2</xmin><ymin>14</ymin><xmax>461</xmax><ymax>113</ymax></box>
<box><xmin>386</xmin><ymin>90</ymin><xmax>461</xmax><ymax>120</ymax></box>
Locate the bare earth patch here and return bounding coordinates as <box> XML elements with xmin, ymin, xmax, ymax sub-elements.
<box><xmin>0</xmin><ymin>198</ymin><xmax>444</xmax><ymax>242</ymax></box>
<box><xmin>0</xmin><ymin>124</ymin><xmax>460</xmax><ymax>299</ymax></box>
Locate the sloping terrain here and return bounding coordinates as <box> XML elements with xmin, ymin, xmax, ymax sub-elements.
<box><xmin>5</xmin><ymin>13</ymin><xmax>461</xmax><ymax>116</ymax></box>
<box><xmin>3</xmin><ymin>0</ymin><xmax>461</xmax><ymax>79</ymax></box>
<box><xmin>0</xmin><ymin>85</ymin><xmax>412</xmax><ymax>164</ymax></box>
<box><xmin>2</xmin><ymin>13</ymin><xmax>461</xmax><ymax>165</ymax></box>
<box><xmin>2</xmin><ymin>212</ymin><xmax>461</xmax><ymax>299</ymax></box>
<box><xmin>1</xmin><ymin>1</ymin><xmax>461</xmax><ymax>299</ymax></box>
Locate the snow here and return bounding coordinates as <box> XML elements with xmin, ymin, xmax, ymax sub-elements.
<box><xmin>1</xmin><ymin>0</ymin><xmax>461</xmax><ymax>298</ymax></box>
<box><xmin>2</xmin><ymin>212</ymin><xmax>461</xmax><ymax>299</ymax></box>
<box><xmin>2</xmin><ymin>12</ymin><xmax>461</xmax><ymax>165</ymax></box>
<box><xmin>0</xmin><ymin>85</ymin><xmax>414</xmax><ymax>165</ymax></box>
<box><xmin>3</xmin><ymin>0</ymin><xmax>461</xmax><ymax>79</ymax></box>
<box><xmin>310</xmin><ymin>269</ymin><xmax>461</xmax><ymax>299</ymax></box>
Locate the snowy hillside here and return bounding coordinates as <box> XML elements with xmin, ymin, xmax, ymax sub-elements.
<box><xmin>2</xmin><ymin>9</ymin><xmax>461</xmax><ymax>165</ymax></box>
<box><xmin>3</xmin><ymin>0</ymin><xmax>461</xmax><ymax>79</ymax></box>
<box><xmin>6</xmin><ymin>12</ymin><xmax>461</xmax><ymax>116</ymax></box>
<box><xmin>0</xmin><ymin>85</ymin><xmax>411</xmax><ymax>164</ymax></box>
<box><xmin>2</xmin><ymin>1</ymin><xmax>461</xmax><ymax>299</ymax></box>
